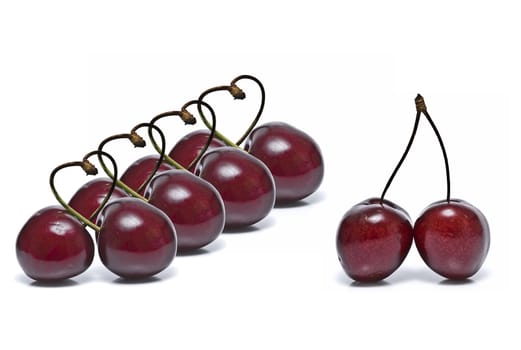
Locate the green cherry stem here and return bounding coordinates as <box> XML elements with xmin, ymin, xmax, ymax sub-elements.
<box><xmin>417</xmin><ymin>94</ymin><xmax>451</xmax><ymax>202</ymax></box>
<box><xmin>197</xmin><ymin>76</ymin><xmax>250</xmax><ymax>148</ymax></box>
<box><xmin>379</xmin><ymin>97</ymin><xmax>422</xmax><ymax>204</ymax></box>
<box><xmin>148</xmin><ymin>109</ymin><xmax>194</xmax><ymax>170</ymax></box>
<box><xmin>49</xmin><ymin>150</ymin><xmax>119</xmax><ymax>232</ymax></box>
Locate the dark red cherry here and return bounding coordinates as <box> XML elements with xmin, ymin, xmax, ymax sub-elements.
<box><xmin>68</xmin><ymin>177</ymin><xmax>128</xmax><ymax>223</ymax></box>
<box><xmin>195</xmin><ymin>148</ymin><xmax>275</xmax><ymax>228</ymax></box>
<box><xmin>96</xmin><ymin>197</ymin><xmax>177</xmax><ymax>279</ymax></box>
<box><xmin>120</xmin><ymin>155</ymin><xmax>174</xmax><ymax>195</ymax></box>
<box><xmin>413</xmin><ymin>199</ymin><xmax>490</xmax><ymax>280</ymax></box>
<box><xmin>336</xmin><ymin>198</ymin><xmax>413</xmax><ymax>282</ymax></box>
<box><xmin>16</xmin><ymin>206</ymin><xmax>95</xmax><ymax>282</ymax></box>
<box><xmin>169</xmin><ymin>129</ymin><xmax>226</xmax><ymax>171</ymax></box>
<box><xmin>145</xmin><ymin>169</ymin><xmax>225</xmax><ymax>251</ymax></box>
<box><xmin>244</xmin><ymin>122</ymin><xmax>324</xmax><ymax>203</ymax></box>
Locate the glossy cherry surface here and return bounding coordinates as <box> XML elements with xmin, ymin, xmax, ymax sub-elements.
<box><xmin>68</xmin><ymin>177</ymin><xmax>129</xmax><ymax>223</ymax></box>
<box><xmin>97</xmin><ymin>197</ymin><xmax>177</xmax><ymax>279</ymax></box>
<box><xmin>414</xmin><ymin>199</ymin><xmax>490</xmax><ymax>280</ymax></box>
<box><xmin>16</xmin><ymin>206</ymin><xmax>95</xmax><ymax>282</ymax></box>
<box><xmin>244</xmin><ymin>122</ymin><xmax>324</xmax><ymax>203</ymax></box>
<box><xmin>120</xmin><ymin>155</ymin><xmax>174</xmax><ymax>195</ymax></box>
<box><xmin>169</xmin><ymin>129</ymin><xmax>226</xmax><ymax>171</ymax></box>
<box><xmin>195</xmin><ymin>147</ymin><xmax>275</xmax><ymax>228</ymax></box>
<box><xmin>336</xmin><ymin>198</ymin><xmax>413</xmax><ymax>282</ymax></box>
<box><xmin>145</xmin><ymin>169</ymin><xmax>225</xmax><ymax>251</ymax></box>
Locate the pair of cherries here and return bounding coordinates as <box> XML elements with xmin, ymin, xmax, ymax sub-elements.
<box><xmin>16</xmin><ymin>75</ymin><xmax>325</xmax><ymax>282</ymax></box>
<box><xmin>16</xmin><ymin>151</ymin><xmax>178</xmax><ymax>281</ymax></box>
<box><xmin>336</xmin><ymin>95</ymin><xmax>490</xmax><ymax>282</ymax></box>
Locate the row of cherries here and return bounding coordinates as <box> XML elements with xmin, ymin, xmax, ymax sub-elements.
<box><xmin>16</xmin><ymin>75</ymin><xmax>325</xmax><ymax>283</ymax></box>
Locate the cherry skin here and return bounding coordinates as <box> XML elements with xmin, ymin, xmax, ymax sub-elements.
<box><xmin>96</xmin><ymin>197</ymin><xmax>177</xmax><ymax>279</ymax></box>
<box><xmin>336</xmin><ymin>198</ymin><xmax>413</xmax><ymax>282</ymax></box>
<box><xmin>413</xmin><ymin>199</ymin><xmax>490</xmax><ymax>280</ymax></box>
<box><xmin>145</xmin><ymin>169</ymin><xmax>225</xmax><ymax>251</ymax></box>
<box><xmin>169</xmin><ymin>129</ymin><xmax>226</xmax><ymax>171</ymax></box>
<box><xmin>120</xmin><ymin>155</ymin><xmax>174</xmax><ymax>195</ymax></box>
<box><xmin>195</xmin><ymin>148</ymin><xmax>275</xmax><ymax>228</ymax></box>
<box><xmin>68</xmin><ymin>177</ymin><xmax>129</xmax><ymax>223</ymax></box>
<box><xmin>16</xmin><ymin>206</ymin><xmax>95</xmax><ymax>282</ymax></box>
<box><xmin>244</xmin><ymin>122</ymin><xmax>324</xmax><ymax>203</ymax></box>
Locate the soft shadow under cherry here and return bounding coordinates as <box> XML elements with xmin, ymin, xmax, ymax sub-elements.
<box><xmin>335</xmin><ymin>271</ymin><xmax>390</xmax><ymax>287</ymax></box>
<box><xmin>177</xmin><ymin>239</ymin><xmax>226</xmax><ymax>256</ymax></box>
<box><xmin>275</xmin><ymin>191</ymin><xmax>326</xmax><ymax>209</ymax></box>
<box><xmin>223</xmin><ymin>215</ymin><xmax>276</xmax><ymax>234</ymax></box>
<box><xmin>439</xmin><ymin>278</ymin><xmax>475</xmax><ymax>286</ymax></box>
<box><xmin>28</xmin><ymin>278</ymin><xmax>79</xmax><ymax>288</ymax></box>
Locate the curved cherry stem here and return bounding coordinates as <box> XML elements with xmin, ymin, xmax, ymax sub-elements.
<box><xmin>379</xmin><ymin>94</ymin><xmax>452</xmax><ymax>204</ymax></box>
<box><xmin>230</xmin><ymin>75</ymin><xmax>265</xmax><ymax>146</ymax></box>
<box><xmin>198</xmin><ymin>74</ymin><xmax>264</xmax><ymax>148</ymax></box>
<box><xmin>417</xmin><ymin>94</ymin><xmax>451</xmax><ymax>201</ymax></box>
<box><xmin>148</xmin><ymin>100</ymin><xmax>217</xmax><ymax>171</ymax></box>
<box><xmin>97</xmin><ymin>123</ymin><xmax>167</xmax><ymax>200</ymax></box>
<box><xmin>183</xmin><ymin>100</ymin><xmax>218</xmax><ymax>171</ymax></box>
<box><xmin>379</xmin><ymin>100</ymin><xmax>421</xmax><ymax>204</ymax></box>
<box><xmin>149</xmin><ymin>110</ymin><xmax>192</xmax><ymax>170</ymax></box>
<box><xmin>49</xmin><ymin>150</ymin><xmax>118</xmax><ymax>232</ymax></box>
<box><xmin>134</xmin><ymin>123</ymin><xmax>168</xmax><ymax>194</ymax></box>
<box><xmin>197</xmin><ymin>84</ymin><xmax>239</xmax><ymax>147</ymax></box>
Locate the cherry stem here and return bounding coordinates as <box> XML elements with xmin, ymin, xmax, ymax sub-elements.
<box><xmin>197</xmin><ymin>84</ymin><xmax>238</xmax><ymax>147</ymax></box>
<box><xmin>379</xmin><ymin>94</ymin><xmax>452</xmax><ymax>204</ymax></box>
<box><xmin>230</xmin><ymin>75</ymin><xmax>265</xmax><ymax>146</ymax></box>
<box><xmin>417</xmin><ymin>94</ymin><xmax>451</xmax><ymax>202</ymax></box>
<box><xmin>49</xmin><ymin>150</ymin><xmax>119</xmax><ymax>232</ymax></box>
<box><xmin>148</xmin><ymin>110</ymin><xmax>185</xmax><ymax>169</ymax></box>
<box><xmin>97</xmin><ymin>123</ymin><xmax>167</xmax><ymax>200</ymax></box>
<box><xmin>148</xmin><ymin>100</ymin><xmax>217</xmax><ymax>172</ymax></box>
<box><xmin>379</xmin><ymin>101</ymin><xmax>421</xmax><ymax>204</ymax></box>
<box><xmin>135</xmin><ymin>123</ymin><xmax>168</xmax><ymax>193</ymax></box>
<box><xmin>197</xmin><ymin>74</ymin><xmax>264</xmax><ymax>148</ymax></box>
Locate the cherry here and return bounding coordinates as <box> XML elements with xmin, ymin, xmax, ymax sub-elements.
<box><xmin>99</xmin><ymin>114</ymin><xmax>225</xmax><ymax>251</ymax></box>
<box><xmin>51</xmin><ymin>150</ymin><xmax>177</xmax><ymax>280</ymax></box>
<box><xmin>412</xmin><ymin>95</ymin><xmax>490</xmax><ymax>280</ymax></box>
<box><xmin>244</xmin><ymin>122</ymin><xmax>324</xmax><ymax>203</ymax></box>
<box><xmin>120</xmin><ymin>155</ymin><xmax>174</xmax><ymax>195</ymax></box>
<box><xmin>15</xmin><ymin>150</ymin><xmax>112</xmax><ymax>282</ymax></box>
<box><xmin>335</xmin><ymin>96</ymin><xmax>423</xmax><ymax>283</ymax></box>
<box><xmin>16</xmin><ymin>206</ymin><xmax>95</xmax><ymax>282</ymax></box>
<box><xmin>336</xmin><ymin>198</ymin><xmax>413</xmax><ymax>282</ymax></box>
<box><xmin>168</xmin><ymin>129</ymin><xmax>226</xmax><ymax>171</ymax></box>
<box><xmin>195</xmin><ymin>147</ymin><xmax>275</xmax><ymax>228</ymax></box>
<box><xmin>414</xmin><ymin>199</ymin><xmax>490</xmax><ymax>280</ymax></box>
<box><xmin>96</xmin><ymin>197</ymin><xmax>177</xmax><ymax>279</ymax></box>
<box><xmin>68</xmin><ymin>177</ymin><xmax>128</xmax><ymax>223</ymax></box>
<box><xmin>186</xmin><ymin>86</ymin><xmax>275</xmax><ymax>228</ymax></box>
<box><xmin>145</xmin><ymin>170</ymin><xmax>224</xmax><ymax>251</ymax></box>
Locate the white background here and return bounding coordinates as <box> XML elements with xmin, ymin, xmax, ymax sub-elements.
<box><xmin>1</xmin><ymin>1</ymin><xmax>518</xmax><ymax>349</ymax></box>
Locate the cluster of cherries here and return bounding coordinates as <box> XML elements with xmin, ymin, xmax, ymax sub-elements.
<box><xmin>336</xmin><ymin>95</ymin><xmax>490</xmax><ymax>282</ymax></box>
<box><xmin>16</xmin><ymin>74</ymin><xmax>325</xmax><ymax>282</ymax></box>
